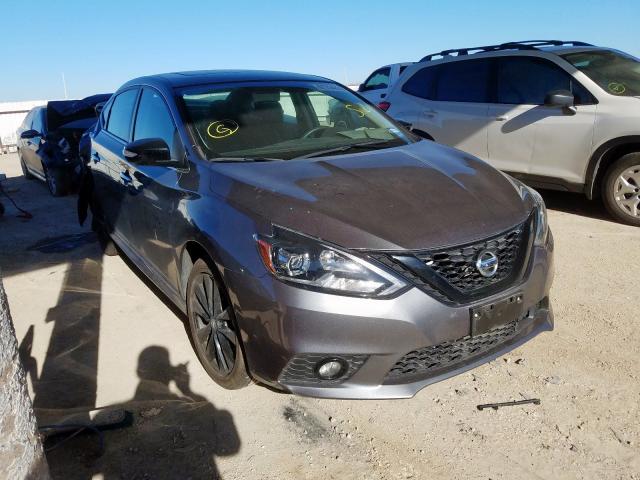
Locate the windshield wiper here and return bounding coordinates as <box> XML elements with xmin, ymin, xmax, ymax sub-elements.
<box><xmin>294</xmin><ymin>140</ymin><xmax>398</xmax><ymax>159</ymax></box>
<box><xmin>211</xmin><ymin>156</ymin><xmax>283</xmax><ymax>163</ymax></box>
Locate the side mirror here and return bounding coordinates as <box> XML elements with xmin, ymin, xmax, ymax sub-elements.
<box><xmin>357</xmin><ymin>83</ymin><xmax>365</xmax><ymax>92</ymax></box>
<box><xmin>95</xmin><ymin>102</ymin><xmax>106</xmax><ymax>115</ymax></box>
<box><xmin>20</xmin><ymin>129</ymin><xmax>40</xmax><ymax>139</ymax></box>
<box><xmin>123</xmin><ymin>138</ymin><xmax>171</xmax><ymax>165</ymax></box>
<box><xmin>544</xmin><ymin>90</ymin><xmax>574</xmax><ymax>108</ymax></box>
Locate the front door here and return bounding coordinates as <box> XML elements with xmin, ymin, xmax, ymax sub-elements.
<box><xmin>488</xmin><ymin>56</ymin><xmax>597</xmax><ymax>181</ymax></box>
<box><xmin>124</xmin><ymin>87</ymin><xmax>186</xmax><ymax>290</ymax></box>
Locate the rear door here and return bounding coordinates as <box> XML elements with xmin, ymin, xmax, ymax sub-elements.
<box><xmin>18</xmin><ymin>110</ymin><xmax>36</xmax><ymax>169</ymax></box>
<box><xmin>124</xmin><ymin>87</ymin><xmax>186</xmax><ymax>288</ymax></box>
<box><xmin>91</xmin><ymin>88</ymin><xmax>140</xmax><ymax>241</ymax></box>
<box><xmin>28</xmin><ymin>109</ymin><xmax>46</xmax><ymax>176</ymax></box>
<box><xmin>488</xmin><ymin>56</ymin><xmax>597</xmax><ymax>180</ymax></box>
<box><xmin>404</xmin><ymin>59</ymin><xmax>492</xmax><ymax>158</ymax></box>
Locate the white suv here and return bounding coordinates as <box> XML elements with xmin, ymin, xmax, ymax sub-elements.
<box><xmin>383</xmin><ymin>40</ymin><xmax>640</xmax><ymax>226</ymax></box>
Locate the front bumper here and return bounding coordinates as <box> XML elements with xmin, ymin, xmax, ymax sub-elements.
<box><xmin>226</xmin><ymin>239</ymin><xmax>554</xmax><ymax>400</ymax></box>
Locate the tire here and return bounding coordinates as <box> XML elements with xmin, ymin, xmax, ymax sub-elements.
<box><xmin>186</xmin><ymin>259</ymin><xmax>250</xmax><ymax>389</ymax></box>
<box><xmin>19</xmin><ymin>154</ymin><xmax>34</xmax><ymax>180</ymax></box>
<box><xmin>602</xmin><ymin>152</ymin><xmax>640</xmax><ymax>227</ymax></box>
<box><xmin>44</xmin><ymin>167</ymin><xmax>68</xmax><ymax>197</ymax></box>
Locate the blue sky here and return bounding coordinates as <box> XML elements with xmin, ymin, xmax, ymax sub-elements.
<box><xmin>2</xmin><ymin>0</ymin><xmax>639</xmax><ymax>101</ymax></box>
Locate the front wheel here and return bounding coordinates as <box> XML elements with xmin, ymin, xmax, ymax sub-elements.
<box><xmin>187</xmin><ymin>259</ymin><xmax>250</xmax><ymax>389</ymax></box>
<box><xmin>603</xmin><ymin>153</ymin><xmax>640</xmax><ymax>227</ymax></box>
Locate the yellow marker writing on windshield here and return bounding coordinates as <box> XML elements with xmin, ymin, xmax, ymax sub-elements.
<box><xmin>207</xmin><ymin>119</ymin><xmax>239</xmax><ymax>139</ymax></box>
<box><xmin>345</xmin><ymin>104</ymin><xmax>368</xmax><ymax>118</ymax></box>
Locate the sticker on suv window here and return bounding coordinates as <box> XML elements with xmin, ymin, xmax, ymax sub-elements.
<box><xmin>207</xmin><ymin>120</ymin><xmax>239</xmax><ymax>139</ymax></box>
<box><xmin>608</xmin><ymin>82</ymin><xmax>626</xmax><ymax>95</ymax></box>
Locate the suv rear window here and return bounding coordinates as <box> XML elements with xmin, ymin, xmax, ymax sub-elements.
<box><xmin>496</xmin><ymin>57</ymin><xmax>595</xmax><ymax>105</ymax></box>
<box><xmin>402</xmin><ymin>59</ymin><xmax>491</xmax><ymax>103</ymax></box>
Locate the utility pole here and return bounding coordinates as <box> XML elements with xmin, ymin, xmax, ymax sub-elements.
<box><xmin>0</xmin><ymin>273</ymin><xmax>50</xmax><ymax>479</ymax></box>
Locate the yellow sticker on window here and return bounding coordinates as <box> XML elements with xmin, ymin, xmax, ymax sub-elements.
<box><xmin>345</xmin><ymin>104</ymin><xmax>368</xmax><ymax>118</ymax></box>
<box><xmin>207</xmin><ymin>120</ymin><xmax>239</xmax><ymax>139</ymax></box>
<box><xmin>608</xmin><ymin>82</ymin><xmax>626</xmax><ymax>95</ymax></box>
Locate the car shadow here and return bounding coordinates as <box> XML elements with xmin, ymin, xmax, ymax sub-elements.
<box><xmin>538</xmin><ymin>189</ymin><xmax>613</xmax><ymax>222</ymax></box>
<box><xmin>2</xmin><ymin>155</ymin><xmax>241</xmax><ymax>479</ymax></box>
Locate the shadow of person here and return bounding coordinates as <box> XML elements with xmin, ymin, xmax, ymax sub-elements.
<box><xmin>18</xmin><ymin>324</ymin><xmax>38</xmax><ymax>389</ymax></box>
<box><xmin>88</xmin><ymin>346</ymin><xmax>241</xmax><ymax>480</ymax></box>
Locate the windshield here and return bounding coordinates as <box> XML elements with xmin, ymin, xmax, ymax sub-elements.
<box><xmin>178</xmin><ymin>82</ymin><xmax>412</xmax><ymax>160</ymax></box>
<box><xmin>562</xmin><ymin>49</ymin><xmax>640</xmax><ymax>97</ymax></box>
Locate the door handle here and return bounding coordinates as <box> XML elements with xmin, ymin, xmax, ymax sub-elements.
<box><xmin>424</xmin><ymin>109</ymin><xmax>438</xmax><ymax>117</ymax></box>
<box><xmin>494</xmin><ymin>115</ymin><xmax>509</xmax><ymax>121</ymax></box>
<box><xmin>92</xmin><ymin>152</ymin><xmax>100</xmax><ymax>163</ymax></box>
<box><xmin>120</xmin><ymin>170</ymin><xmax>132</xmax><ymax>184</ymax></box>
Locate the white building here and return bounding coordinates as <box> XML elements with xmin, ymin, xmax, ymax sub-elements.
<box><xmin>0</xmin><ymin>100</ymin><xmax>47</xmax><ymax>152</ymax></box>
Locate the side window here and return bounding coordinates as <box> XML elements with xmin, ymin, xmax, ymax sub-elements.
<box><xmin>133</xmin><ymin>88</ymin><xmax>179</xmax><ymax>160</ymax></box>
<box><xmin>100</xmin><ymin>100</ymin><xmax>112</xmax><ymax>128</ymax></box>
<box><xmin>362</xmin><ymin>68</ymin><xmax>391</xmax><ymax>91</ymax></box>
<box><xmin>31</xmin><ymin>110</ymin><xmax>44</xmax><ymax>134</ymax></box>
<box><xmin>22</xmin><ymin>110</ymin><xmax>34</xmax><ymax>130</ymax></box>
<box><xmin>106</xmin><ymin>89</ymin><xmax>139</xmax><ymax>140</ymax></box>
<box><xmin>402</xmin><ymin>66</ymin><xmax>438</xmax><ymax>99</ymax></box>
<box><xmin>435</xmin><ymin>59</ymin><xmax>491</xmax><ymax>103</ymax></box>
<box><xmin>497</xmin><ymin>57</ymin><xmax>595</xmax><ymax>105</ymax></box>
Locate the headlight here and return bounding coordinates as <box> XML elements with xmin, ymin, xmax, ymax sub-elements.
<box><xmin>504</xmin><ymin>175</ymin><xmax>548</xmax><ymax>246</ymax></box>
<box><xmin>527</xmin><ymin>186</ymin><xmax>549</xmax><ymax>246</ymax></box>
<box><xmin>255</xmin><ymin>226</ymin><xmax>407</xmax><ymax>297</ymax></box>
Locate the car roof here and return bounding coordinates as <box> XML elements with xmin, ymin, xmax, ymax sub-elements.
<box><xmin>120</xmin><ymin>70</ymin><xmax>334</xmax><ymax>90</ymax></box>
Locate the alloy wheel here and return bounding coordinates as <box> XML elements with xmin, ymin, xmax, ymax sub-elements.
<box><xmin>613</xmin><ymin>165</ymin><xmax>640</xmax><ymax>218</ymax></box>
<box><xmin>190</xmin><ymin>272</ymin><xmax>238</xmax><ymax>376</ymax></box>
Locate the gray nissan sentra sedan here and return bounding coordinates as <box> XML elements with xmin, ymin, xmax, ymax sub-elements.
<box><xmin>84</xmin><ymin>70</ymin><xmax>554</xmax><ymax>399</ymax></box>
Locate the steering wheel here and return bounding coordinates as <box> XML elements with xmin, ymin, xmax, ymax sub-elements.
<box><xmin>302</xmin><ymin>126</ymin><xmax>332</xmax><ymax>139</ymax></box>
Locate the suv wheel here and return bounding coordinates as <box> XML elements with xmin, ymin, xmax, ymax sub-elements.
<box><xmin>186</xmin><ymin>259</ymin><xmax>250</xmax><ymax>390</ymax></box>
<box><xmin>44</xmin><ymin>167</ymin><xmax>68</xmax><ymax>197</ymax></box>
<box><xmin>603</xmin><ymin>153</ymin><xmax>640</xmax><ymax>226</ymax></box>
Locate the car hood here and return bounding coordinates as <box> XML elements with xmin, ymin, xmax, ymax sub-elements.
<box><xmin>209</xmin><ymin>141</ymin><xmax>533</xmax><ymax>250</ymax></box>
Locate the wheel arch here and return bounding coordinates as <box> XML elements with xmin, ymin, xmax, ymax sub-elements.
<box><xmin>585</xmin><ymin>136</ymin><xmax>640</xmax><ymax>199</ymax></box>
<box><xmin>179</xmin><ymin>239</ymin><xmax>221</xmax><ymax>300</ymax></box>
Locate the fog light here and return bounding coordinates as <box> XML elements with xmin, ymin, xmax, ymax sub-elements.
<box><xmin>316</xmin><ymin>359</ymin><xmax>346</xmax><ymax>380</ymax></box>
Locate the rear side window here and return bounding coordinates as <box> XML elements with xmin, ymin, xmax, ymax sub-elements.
<box><xmin>362</xmin><ymin>67</ymin><xmax>391</xmax><ymax>91</ymax></box>
<box><xmin>402</xmin><ymin>66</ymin><xmax>438</xmax><ymax>99</ymax></box>
<box><xmin>435</xmin><ymin>59</ymin><xmax>491</xmax><ymax>103</ymax></box>
<box><xmin>133</xmin><ymin>88</ymin><xmax>178</xmax><ymax>158</ymax></box>
<box><xmin>106</xmin><ymin>89</ymin><xmax>138</xmax><ymax>140</ymax></box>
<box><xmin>497</xmin><ymin>57</ymin><xmax>595</xmax><ymax>105</ymax></box>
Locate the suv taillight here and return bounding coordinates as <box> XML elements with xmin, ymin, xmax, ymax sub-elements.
<box><xmin>378</xmin><ymin>101</ymin><xmax>391</xmax><ymax>111</ymax></box>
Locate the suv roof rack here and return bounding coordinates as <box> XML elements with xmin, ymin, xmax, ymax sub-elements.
<box><xmin>419</xmin><ymin>40</ymin><xmax>593</xmax><ymax>62</ymax></box>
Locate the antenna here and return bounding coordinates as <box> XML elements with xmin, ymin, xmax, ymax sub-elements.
<box><xmin>62</xmin><ymin>73</ymin><xmax>68</xmax><ymax>99</ymax></box>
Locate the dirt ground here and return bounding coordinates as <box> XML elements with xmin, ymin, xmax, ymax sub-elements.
<box><xmin>1</xmin><ymin>152</ymin><xmax>638</xmax><ymax>480</ymax></box>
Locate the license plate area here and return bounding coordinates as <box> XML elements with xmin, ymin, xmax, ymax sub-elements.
<box><xmin>470</xmin><ymin>293</ymin><xmax>524</xmax><ymax>336</ymax></box>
